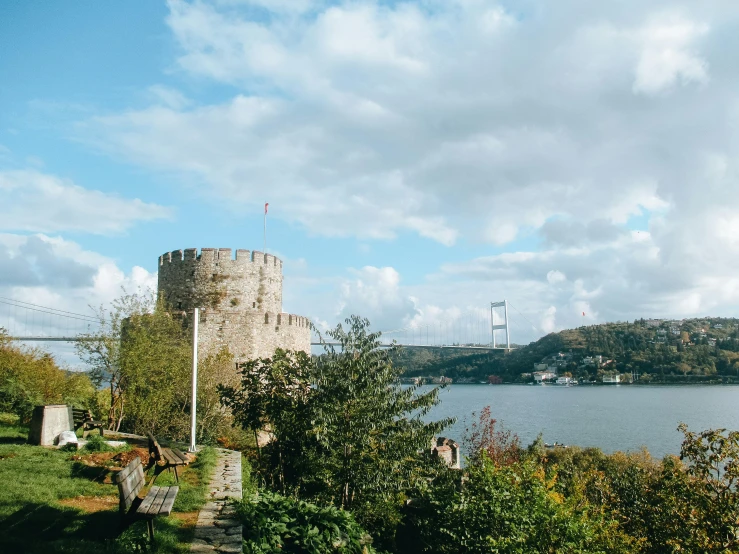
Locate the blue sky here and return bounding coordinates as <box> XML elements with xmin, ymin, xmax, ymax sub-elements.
<box><xmin>3</xmin><ymin>0</ymin><xmax>739</xmax><ymax>364</ymax></box>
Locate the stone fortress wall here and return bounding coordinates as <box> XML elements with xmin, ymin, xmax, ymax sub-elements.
<box><xmin>158</xmin><ymin>248</ymin><xmax>310</xmax><ymax>362</ymax></box>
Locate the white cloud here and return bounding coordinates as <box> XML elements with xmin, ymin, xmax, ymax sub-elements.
<box><xmin>204</xmin><ymin>0</ymin><xmax>321</xmax><ymax>15</ymax></box>
<box><xmin>0</xmin><ymin>233</ymin><xmax>156</xmax><ymax>367</ymax></box>
<box><xmin>148</xmin><ymin>85</ymin><xmax>192</xmax><ymax>110</ymax></box>
<box><xmin>547</xmin><ymin>270</ymin><xmax>567</xmax><ymax>285</ymax></box>
<box><xmin>59</xmin><ymin>0</ymin><xmax>739</xmax><ymax>337</ymax></box>
<box><xmin>95</xmin><ymin>0</ymin><xmax>731</xmax><ymax>246</ymax></box>
<box><xmin>633</xmin><ymin>14</ymin><xmax>709</xmax><ymax>95</ymax></box>
<box><xmin>0</xmin><ymin>170</ymin><xmax>172</xmax><ymax>235</ymax></box>
<box><xmin>541</xmin><ymin>306</ymin><xmax>557</xmax><ymax>334</ymax></box>
<box><xmin>86</xmin><ymin>1</ymin><xmax>736</xmax><ymax>254</ymax></box>
<box><xmin>336</xmin><ymin>266</ymin><xmax>417</xmax><ymax>328</ymax></box>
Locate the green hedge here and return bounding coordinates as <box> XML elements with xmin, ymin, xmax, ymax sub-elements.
<box><xmin>238</xmin><ymin>491</ymin><xmax>376</xmax><ymax>554</ymax></box>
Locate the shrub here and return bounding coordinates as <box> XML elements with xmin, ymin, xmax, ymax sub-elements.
<box><xmin>401</xmin><ymin>452</ymin><xmax>631</xmax><ymax>554</ymax></box>
<box><xmin>464</xmin><ymin>405</ymin><xmax>522</xmax><ymax>467</ymax></box>
<box><xmin>83</xmin><ymin>434</ymin><xmax>113</xmax><ymax>452</ymax></box>
<box><xmin>238</xmin><ymin>491</ymin><xmax>376</xmax><ymax>554</ymax></box>
<box><xmin>0</xmin><ymin>330</ymin><xmax>97</xmax><ymax>424</ymax></box>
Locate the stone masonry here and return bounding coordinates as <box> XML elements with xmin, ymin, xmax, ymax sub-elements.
<box><xmin>158</xmin><ymin>248</ymin><xmax>310</xmax><ymax>363</ymax></box>
<box><xmin>191</xmin><ymin>449</ymin><xmax>243</xmax><ymax>553</ymax></box>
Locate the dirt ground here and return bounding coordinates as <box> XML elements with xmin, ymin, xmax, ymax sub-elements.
<box><xmin>172</xmin><ymin>511</ymin><xmax>199</xmax><ymax>527</ymax></box>
<box><xmin>71</xmin><ymin>448</ymin><xmax>150</xmax><ymax>470</ymax></box>
<box><xmin>58</xmin><ymin>495</ymin><xmax>119</xmax><ymax>513</ymax></box>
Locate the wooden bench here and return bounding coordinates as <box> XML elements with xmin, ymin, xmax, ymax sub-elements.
<box><xmin>71</xmin><ymin>407</ymin><xmax>105</xmax><ymax>438</ymax></box>
<box><xmin>115</xmin><ymin>456</ymin><xmax>179</xmax><ymax>540</ymax></box>
<box><xmin>147</xmin><ymin>433</ymin><xmax>190</xmax><ymax>485</ymax></box>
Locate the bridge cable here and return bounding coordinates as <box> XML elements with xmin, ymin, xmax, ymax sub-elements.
<box><xmin>0</xmin><ymin>296</ymin><xmax>103</xmax><ymax>324</ymax></box>
<box><xmin>0</xmin><ymin>299</ymin><xmax>102</xmax><ymax>325</ymax></box>
<box><xmin>507</xmin><ymin>302</ymin><xmax>539</xmax><ymax>333</ymax></box>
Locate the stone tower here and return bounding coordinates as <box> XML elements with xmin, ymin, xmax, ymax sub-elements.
<box><xmin>157</xmin><ymin>248</ymin><xmax>310</xmax><ymax>361</ymax></box>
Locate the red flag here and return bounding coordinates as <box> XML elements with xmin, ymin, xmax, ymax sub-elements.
<box><xmin>264</xmin><ymin>202</ymin><xmax>269</xmax><ymax>214</ymax></box>
<box><xmin>582</xmin><ymin>311</ymin><xmax>585</xmax><ymax>316</ymax></box>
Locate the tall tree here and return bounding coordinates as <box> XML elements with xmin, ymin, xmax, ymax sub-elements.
<box><xmin>221</xmin><ymin>315</ymin><xmax>455</xmax><ymax>538</ymax></box>
<box><xmin>311</xmin><ymin>316</ymin><xmax>454</xmax><ymax>510</ymax></box>
<box><xmin>75</xmin><ymin>290</ymin><xmax>152</xmax><ymax>430</ymax></box>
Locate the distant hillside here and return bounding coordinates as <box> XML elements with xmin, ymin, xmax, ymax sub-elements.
<box><xmin>393</xmin><ymin>317</ymin><xmax>739</xmax><ymax>384</ymax></box>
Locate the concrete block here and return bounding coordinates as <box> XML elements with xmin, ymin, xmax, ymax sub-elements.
<box><xmin>28</xmin><ymin>405</ymin><xmax>73</xmax><ymax>446</ymax></box>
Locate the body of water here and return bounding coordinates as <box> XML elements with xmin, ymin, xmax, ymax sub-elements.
<box><xmin>422</xmin><ymin>384</ymin><xmax>739</xmax><ymax>459</ymax></box>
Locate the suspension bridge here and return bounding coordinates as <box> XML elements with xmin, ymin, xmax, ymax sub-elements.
<box><xmin>0</xmin><ymin>296</ymin><xmax>539</xmax><ymax>351</ymax></box>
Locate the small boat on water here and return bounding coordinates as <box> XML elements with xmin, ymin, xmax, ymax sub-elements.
<box><xmin>544</xmin><ymin>442</ymin><xmax>568</xmax><ymax>449</ymax></box>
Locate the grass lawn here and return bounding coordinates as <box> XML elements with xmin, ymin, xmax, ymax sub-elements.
<box><xmin>0</xmin><ymin>413</ymin><xmax>218</xmax><ymax>553</ymax></box>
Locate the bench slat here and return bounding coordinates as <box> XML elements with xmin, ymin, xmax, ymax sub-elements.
<box><xmin>169</xmin><ymin>448</ymin><xmax>189</xmax><ymax>464</ymax></box>
<box><xmin>116</xmin><ymin>456</ymin><xmax>141</xmax><ymax>483</ymax></box>
<box><xmin>117</xmin><ymin>457</ymin><xmax>145</xmax><ymax>513</ymax></box>
<box><xmin>137</xmin><ymin>485</ymin><xmax>161</xmax><ymax>515</ymax></box>
<box><xmin>123</xmin><ymin>488</ymin><xmax>139</xmax><ymax>512</ymax></box>
<box><xmin>144</xmin><ymin>486</ymin><xmax>169</xmax><ymax>516</ymax></box>
<box><xmin>160</xmin><ymin>449</ymin><xmax>174</xmax><ymax>464</ymax></box>
<box><xmin>147</xmin><ymin>434</ymin><xmax>191</xmax><ymax>485</ymax></box>
<box><xmin>120</xmin><ymin>464</ymin><xmax>145</xmax><ymax>511</ymax></box>
<box><xmin>149</xmin><ymin>486</ymin><xmax>169</xmax><ymax>515</ymax></box>
<box><xmin>162</xmin><ymin>449</ymin><xmax>182</xmax><ymax>465</ymax></box>
<box><xmin>161</xmin><ymin>448</ymin><xmax>188</xmax><ymax>465</ymax></box>
<box><xmin>159</xmin><ymin>486</ymin><xmax>179</xmax><ymax>516</ymax></box>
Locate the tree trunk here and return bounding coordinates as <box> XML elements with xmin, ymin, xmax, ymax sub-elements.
<box><xmin>107</xmin><ymin>382</ymin><xmax>116</xmax><ymax>429</ymax></box>
<box><xmin>115</xmin><ymin>395</ymin><xmax>125</xmax><ymax>432</ymax></box>
<box><xmin>253</xmin><ymin>428</ymin><xmax>262</xmax><ymax>466</ymax></box>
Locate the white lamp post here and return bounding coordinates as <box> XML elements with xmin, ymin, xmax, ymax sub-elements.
<box><xmin>189</xmin><ymin>307</ymin><xmax>199</xmax><ymax>452</ymax></box>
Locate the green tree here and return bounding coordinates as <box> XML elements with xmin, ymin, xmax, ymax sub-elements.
<box><xmin>311</xmin><ymin>316</ymin><xmax>454</xmax><ymax>511</ymax></box>
<box><xmin>75</xmin><ymin>290</ymin><xmax>152</xmax><ymax>430</ymax></box>
<box><xmin>402</xmin><ymin>452</ymin><xmax>631</xmax><ymax>554</ymax></box>
<box><xmin>118</xmin><ymin>304</ymin><xmax>192</xmax><ymax>438</ymax></box>
<box><xmin>220</xmin><ymin>348</ymin><xmax>314</xmax><ymax>492</ymax></box>
<box><xmin>0</xmin><ymin>329</ymin><xmax>96</xmax><ymax>423</ymax></box>
<box><xmin>196</xmin><ymin>347</ymin><xmax>240</xmax><ymax>444</ymax></box>
<box><xmin>222</xmin><ymin>316</ymin><xmax>454</xmax><ymax>550</ymax></box>
<box><xmin>77</xmin><ymin>289</ymin><xmax>233</xmax><ymax>441</ymax></box>
<box><xmin>657</xmin><ymin>424</ymin><xmax>739</xmax><ymax>552</ymax></box>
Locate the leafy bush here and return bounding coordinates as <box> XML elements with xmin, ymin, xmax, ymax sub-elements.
<box><xmin>0</xmin><ymin>377</ymin><xmax>40</xmax><ymax>424</ymax></box>
<box><xmin>400</xmin><ymin>452</ymin><xmax>632</xmax><ymax>554</ymax></box>
<box><xmin>83</xmin><ymin>434</ymin><xmax>113</xmax><ymax>452</ymax></box>
<box><xmin>238</xmin><ymin>491</ymin><xmax>376</xmax><ymax>554</ymax></box>
<box><xmin>221</xmin><ymin>317</ymin><xmax>453</xmax><ymax>514</ymax></box>
<box><xmin>0</xmin><ymin>330</ymin><xmax>97</xmax><ymax>424</ymax></box>
<box><xmin>464</xmin><ymin>405</ymin><xmax>522</xmax><ymax>467</ymax></box>
<box><xmin>76</xmin><ymin>292</ymin><xmax>237</xmax><ymax>442</ymax></box>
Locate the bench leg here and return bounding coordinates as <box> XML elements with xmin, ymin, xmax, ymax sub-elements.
<box><xmin>173</xmin><ymin>465</ymin><xmax>179</xmax><ymax>484</ymax></box>
<box><xmin>82</xmin><ymin>428</ymin><xmax>89</xmax><ymax>439</ymax></box>
<box><xmin>147</xmin><ymin>519</ymin><xmax>154</xmax><ymax>541</ymax></box>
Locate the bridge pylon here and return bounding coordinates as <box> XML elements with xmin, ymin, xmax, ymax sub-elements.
<box><xmin>490</xmin><ymin>300</ymin><xmax>510</xmax><ymax>350</ymax></box>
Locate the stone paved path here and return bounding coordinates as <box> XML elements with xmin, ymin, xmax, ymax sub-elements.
<box><xmin>191</xmin><ymin>449</ymin><xmax>243</xmax><ymax>553</ymax></box>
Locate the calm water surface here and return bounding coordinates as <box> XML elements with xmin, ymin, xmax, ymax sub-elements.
<box><xmin>422</xmin><ymin>384</ymin><xmax>739</xmax><ymax>458</ymax></box>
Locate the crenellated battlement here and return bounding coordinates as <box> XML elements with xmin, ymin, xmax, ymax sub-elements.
<box><xmin>159</xmin><ymin>247</ymin><xmax>283</xmax><ymax>271</ymax></box>
<box><xmin>157</xmin><ymin>246</ymin><xmax>309</xmax><ymax>363</ymax></box>
<box><xmin>263</xmin><ymin>312</ymin><xmax>310</xmax><ymax>328</ymax></box>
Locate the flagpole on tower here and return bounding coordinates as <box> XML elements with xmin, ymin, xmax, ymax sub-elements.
<box><xmin>264</xmin><ymin>202</ymin><xmax>268</xmax><ymax>254</ymax></box>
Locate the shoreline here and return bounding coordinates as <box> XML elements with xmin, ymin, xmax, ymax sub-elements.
<box><xmin>408</xmin><ymin>380</ymin><xmax>739</xmax><ymax>387</ymax></box>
